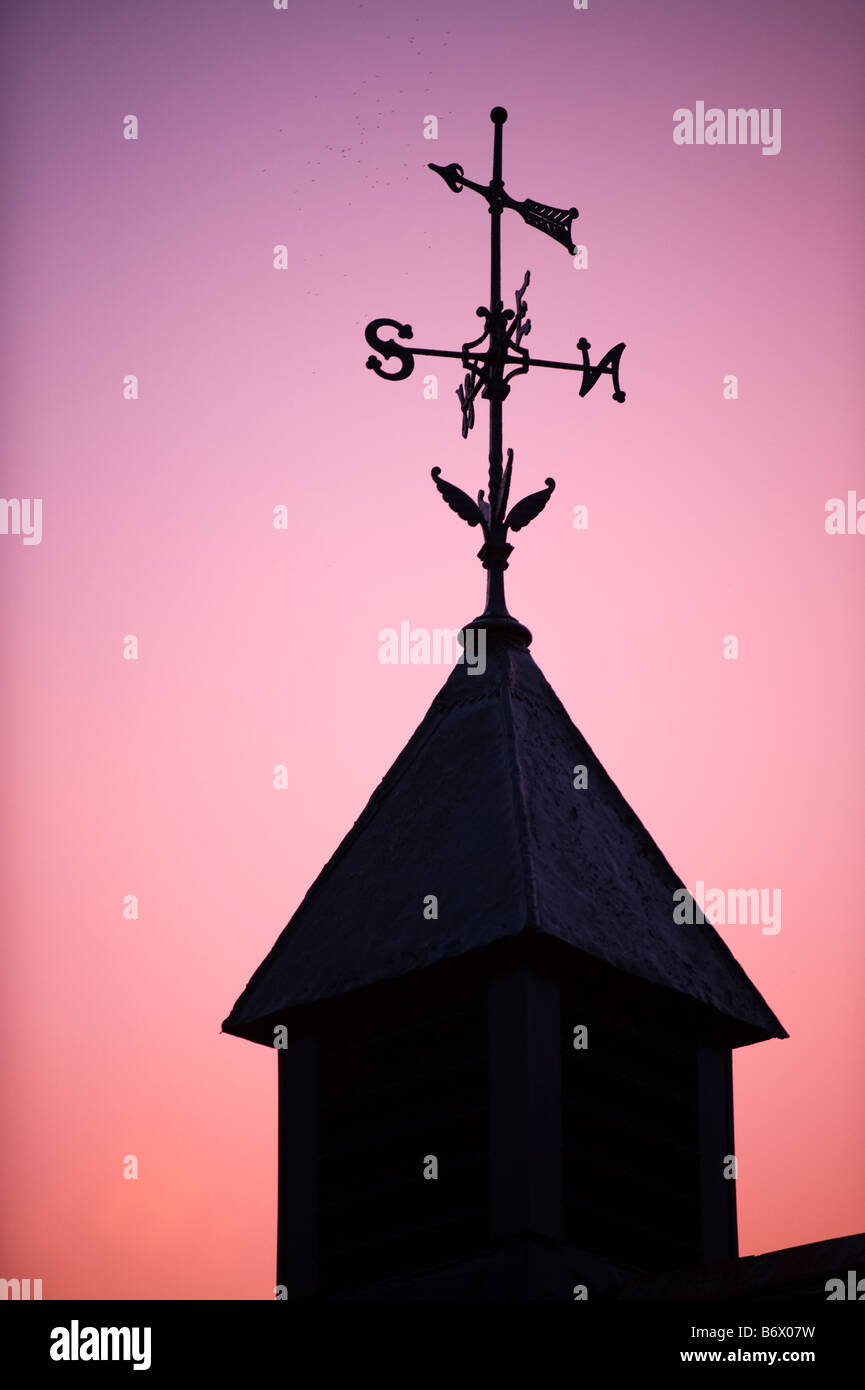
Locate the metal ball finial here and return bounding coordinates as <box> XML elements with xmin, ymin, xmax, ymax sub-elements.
<box><xmin>490</xmin><ymin>107</ymin><xmax>508</xmax><ymax>124</ymax></box>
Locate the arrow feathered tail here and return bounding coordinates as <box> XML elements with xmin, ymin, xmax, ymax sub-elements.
<box><xmin>518</xmin><ymin>199</ymin><xmax>579</xmax><ymax>255</ymax></box>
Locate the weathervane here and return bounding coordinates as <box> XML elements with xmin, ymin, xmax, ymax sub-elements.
<box><xmin>364</xmin><ymin>107</ymin><xmax>626</xmax><ymax>639</ymax></box>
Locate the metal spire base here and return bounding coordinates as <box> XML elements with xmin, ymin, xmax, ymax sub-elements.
<box><xmin>463</xmin><ymin>539</ymin><xmax>532</xmax><ymax>647</ymax></box>
<box><xmin>463</xmin><ymin>614</ymin><xmax>533</xmax><ymax>649</ymax></box>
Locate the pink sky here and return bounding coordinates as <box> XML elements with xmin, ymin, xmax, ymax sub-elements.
<box><xmin>1</xmin><ymin>0</ymin><xmax>863</xmax><ymax>1297</ymax></box>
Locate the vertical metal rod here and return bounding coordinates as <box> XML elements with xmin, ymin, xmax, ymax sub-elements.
<box><xmin>490</xmin><ymin>110</ymin><xmax>504</xmax><ymax>316</ymax></box>
<box><xmin>487</xmin><ymin>108</ymin><xmax>507</xmax><ymax>523</ymax></box>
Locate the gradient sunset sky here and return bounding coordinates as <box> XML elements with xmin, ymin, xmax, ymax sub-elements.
<box><xmin>1</xmin><ymin>0</ymin><xmax>863</xmax><ymax>1298</ymax></box>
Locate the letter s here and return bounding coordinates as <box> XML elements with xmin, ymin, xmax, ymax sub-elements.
<box><xmin>365</xmin><ymin>318</ymin><xmax>415</xmax><ymax>381</ymax></box>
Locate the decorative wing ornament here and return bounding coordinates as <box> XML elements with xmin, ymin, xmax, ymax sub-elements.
<box><xmin>433</xmin><ymin>450</ymin><xmax>554</xmax><ymax>547</ymax></box>
<box><xmin>504</xmin><ymin>477</ymin><xmax>556</xmax><ymax>533</ymax></box>
<box><xmin>430</xmin><ymin>468</ymin><xmax>485</xmax><ymax>531</ymax></box>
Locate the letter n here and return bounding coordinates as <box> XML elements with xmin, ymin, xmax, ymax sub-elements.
<box><xmin>576</xmin><ymin>338</ymin><xmax>626</xmax><ymax>403</ymax></box>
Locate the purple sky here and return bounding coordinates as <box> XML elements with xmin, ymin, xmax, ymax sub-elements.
<box><xmin>1</xmin><ymin>0</ymin><xmax>863</xmax><ymax>1298</ymax></box>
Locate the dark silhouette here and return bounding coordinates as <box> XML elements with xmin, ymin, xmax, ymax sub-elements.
<box><xmin>223</xmin><ymin>110</ymin><xmax>862</xmax><ymax>1301</ymax></box>
<box><xmin>364</xmin><ymin>107</ymin><xmax>624</xmax><ymax>643</ymax></box>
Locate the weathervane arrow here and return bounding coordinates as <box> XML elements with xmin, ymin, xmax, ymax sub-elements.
<box><xmin>363</xmin><ymin>107</ymin><xmax>627</xmax><ymax>641</ymax></box>
<box><xmin>427</xmin><ymin>160</ymin><xmax>579</xmax><ymax>255</ymax></box>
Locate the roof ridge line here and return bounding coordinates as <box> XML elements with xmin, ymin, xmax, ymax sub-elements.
<box><xmin>519</xmin><ymin>658</ymin><xmax>788</xmax><ymax>1040</ymax></box>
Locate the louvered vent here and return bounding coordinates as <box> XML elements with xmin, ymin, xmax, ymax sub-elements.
<box><xmin>317</xmin><ymin>977</ymin><xmax>488</xmax><ymax>1291</ymax></box>
<box><xmin>561</xmin><ymin>988</ymin><xmax>702</xmax><ymax>1270</ymax></box>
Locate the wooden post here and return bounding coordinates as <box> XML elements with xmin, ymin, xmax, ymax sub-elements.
<box><xmin>488</xmin><ymin>967</ymin><xmax>564</xmax><ymax>1240</ymax></box>
<box><xmin>276</xmin><ymin>1036</ymin><xmax>317</xmax><ymax>1297</ymax></box>
<box><xmin>697</xmin><ymin>1044</ymin><xmax>738</xmax><ymax>1262</ymax></box>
